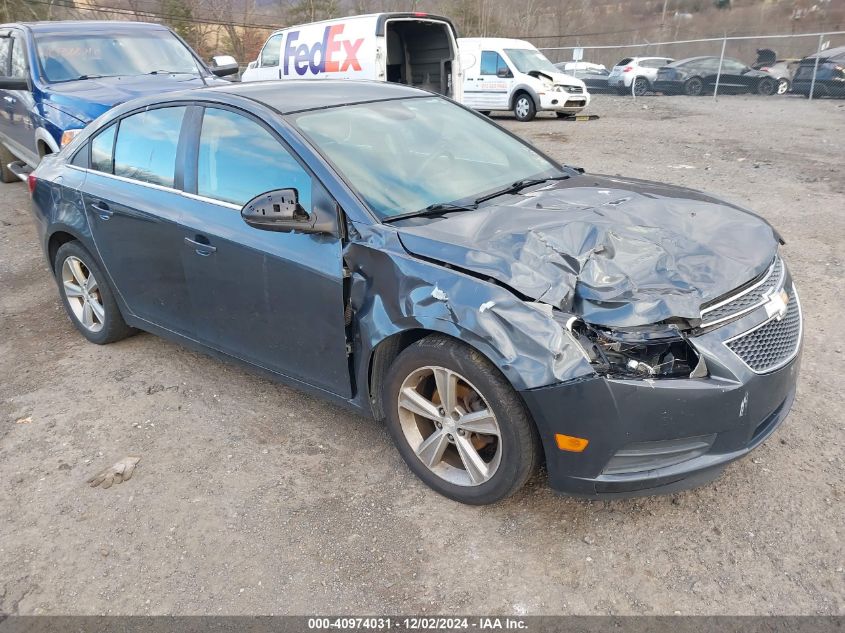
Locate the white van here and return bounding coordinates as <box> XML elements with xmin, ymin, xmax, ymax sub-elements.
<box><xmin>242</xmin><ymin>12</ymin><xmax>462</xmax><ymax>100</ymax></box>
<box><xmin>458</xmin><ymin>38</ymin><xmax>590</xmax><ymax>121</ymax></box>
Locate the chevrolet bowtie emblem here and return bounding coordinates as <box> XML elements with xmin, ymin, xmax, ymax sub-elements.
<box><xmin>764</xmin><ymin>289</ymin><xmax>790</xmax><ymax>321</ymax></box>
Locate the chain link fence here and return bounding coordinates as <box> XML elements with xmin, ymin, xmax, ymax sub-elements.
<box><xmin>534</xmin><ymin>31</ymin><xmax>845</xmax><ymax>100</ymax></box>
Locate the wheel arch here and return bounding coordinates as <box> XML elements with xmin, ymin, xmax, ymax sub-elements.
<box><xmin>509</xmin><ymin>85</ymin><xmax>539</xmax><ymax>110</ymax></box>
<box><xmin>366</xmin><ymin>328</ymin><xmax>508</xmax><ymax>421</ymax></box>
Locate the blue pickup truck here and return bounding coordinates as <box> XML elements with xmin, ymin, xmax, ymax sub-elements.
<box><xmin>0</xmin><ymin>20</ymin><xmax>238</xmax><ymax>182</ymax></box>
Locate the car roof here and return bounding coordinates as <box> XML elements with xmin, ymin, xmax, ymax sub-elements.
<box><xmin>180</xmin><ymin>80</ymin><xmax>430</xmax><ymax>115</ymax></box>
<box><xmin>7</xmin><ymin>20</ymin><xmax>169</xmax><ymax>33</ymax></box>
<box><xmin>802</xmin><ymin>45</ymin><xmax>845</xmax><ymax>62</ymax></box>
<box><xmin>668</xmin><ymin>56</ymin><xmax>718</xmax><ymax>66</ymax></box>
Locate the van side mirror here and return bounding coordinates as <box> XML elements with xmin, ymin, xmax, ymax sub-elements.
<box><xmin>210</xmin><ymin>55</ymin><xmax>239</xmax><ymax>77</ymax></box>
<box><xmin>496</xmin><ymin>67</ymin><xmax>511</xmax><ymax>79</ymax></box>
<box><xmin>241</xmin><ymin>189</ymin><xmax>333</xmax><ymax>235</ymax></box>
<box><xmin>0</xmin><ymin>76</ymin><xmax>29</xmax><ymax>90</ymax></box>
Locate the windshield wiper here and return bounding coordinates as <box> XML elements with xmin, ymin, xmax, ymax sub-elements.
<box><xmin>382</xmin><ymin>202</ymin><xmax>477</xmax><ymax>224</ymax></box>
<box><xmin>474</xmin><ymin>174</ymin><xmax>571</xmax><ymax>205</ymax></box>
<box><xmin>148</xmin><ymin>70</ymin><xmax>193</xmax><ymax>75</ymax></box>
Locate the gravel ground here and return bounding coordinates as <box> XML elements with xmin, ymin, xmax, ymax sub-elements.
<box><xmin>0</xmin><ymin>94</ymin><xmax>843</xmax><ymax>616</ymax></box>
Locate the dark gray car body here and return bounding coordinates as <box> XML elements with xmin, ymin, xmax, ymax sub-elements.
<box><xmin>30</xmin><ymin>80</ymin><xmax>802</xmax><ymax>497</ymax></box>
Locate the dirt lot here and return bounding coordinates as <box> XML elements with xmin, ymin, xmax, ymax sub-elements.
<box><xmin>1</xmin><ymin>94</ymin><xmax>843</xmax><ymax>616</ymax></box>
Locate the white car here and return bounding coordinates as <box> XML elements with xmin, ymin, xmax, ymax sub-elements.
<box><xmin>458</xmin><ymin>38</ymin><xmax>590</xmax><ymax>121</ymax></box>
<box><xmin>607</xmin><ymin>56</ymin><xmax>674</xmax><ymax>95</ymax></box>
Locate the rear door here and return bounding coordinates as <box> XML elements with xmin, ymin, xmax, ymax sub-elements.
<box><xmin>178</xmin><ymin>105</ymin><xmax>351</xmax><ymax>397</ymax></box>
<box><xmin>82</xmin><ymin>105</ymin><xmax>194</xmax><ymax>335</ymax></box>
<box><xmin>0</xmin><ymin>30</ymin><xmax>38</xmax><ymax>165</ymax></box>
<box><xmin>717</xmin><ymin>59</ymin><xmax>751</xmax><ymax>92</ymax></box>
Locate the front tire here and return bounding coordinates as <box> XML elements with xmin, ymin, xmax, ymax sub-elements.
<box><xmin>382</xmin><ymin>334</ymin><xmax>541</xmax><ymax>505</ymax></box>
<box><xmin>757</xmin><ymin>77</ymin><xmax>776</xmax><ymax>96</ymax></box>
<box><xmin>776</xmin><ymin>78</ymin><xmax>790</xmax><ymax>95</ymax></box>
<box><xmin>512</xmin><ymin>93</ymin><xmax>536</xmax><ymax>122</ymax></box>
<box><xmin>54</xmin><ymin>241</ymin><xmax>135</xmax><ymax>345</ymax></box>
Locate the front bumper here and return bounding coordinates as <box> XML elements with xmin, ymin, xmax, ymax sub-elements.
<box><xmin>520</xmin><ymin>291</ymin><xmax>802</xmax><ymax>498</ymax></box>
<box><xmin>539</xmin><ymin>91</ymin><xmax>590</xmax><ymax>113</ymax></box>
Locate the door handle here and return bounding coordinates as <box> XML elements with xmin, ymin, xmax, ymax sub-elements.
<box><xmin>91</xmin><ymin>200</ymin><xmax>113</xmax><ymax>220</ymax></box>
<box><xmin>184</xmin><ymin>236</ymin><xmax>216</xmax><ymax>256</ymax></box>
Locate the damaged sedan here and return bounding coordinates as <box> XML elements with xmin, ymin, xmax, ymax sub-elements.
<box><xmin>29</xmin><ymin>80</ymin><xmax>802</xmax><ymax>505</ymax></box>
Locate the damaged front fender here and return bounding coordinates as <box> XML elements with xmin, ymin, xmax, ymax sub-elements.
<box><xmin>344</xmin><ymin>224</ymin><xmax>594</xmax><ymax>394</ymax></box>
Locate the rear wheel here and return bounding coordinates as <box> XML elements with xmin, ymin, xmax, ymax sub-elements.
<box><xmin>684</xmin><ymin>77</ymin><xmax>704</xmax><ymax>96</ymax></box>
<box><xmin>382</xmin><ymin>335</ymin><xmax>541</xmax><ymax>505</ymax></box>
<box><xmin>633</xmin><ymin>76</ymin><xmax>650</xmax><ymax>96</ymax></box>
<box><xmin>776</xmin><ymin>78</ymin><xmax>790</xmax><ymax>95</ymax></box>
<box><xmin>757</xmin><ymin>77</ymin><xmax>776</xmax><ymax>96</ymax></box>
<box><xmin>54</xmin><ymin>241</ymin><xmax>135</xmax><ymax>345</ymax></box>
<box><xmin>512</xmin><ymin>93</ymin><xmax>536</xmax><ymax>122</ymax></box>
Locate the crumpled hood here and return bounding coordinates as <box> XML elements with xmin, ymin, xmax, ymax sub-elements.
<box><xmin>528</xmin><ymin>69</ymin><xmax>583</xmax><ymax>87</ymax></box>
<box><xmin>396</xmin><ymin>174</ymin><xmax>780</xmax><ymax>328</ymax></box>
<box><xmin>44</xmin><ymin>74</ymin><xmax>216</xmax><ymax>124</ymax></box>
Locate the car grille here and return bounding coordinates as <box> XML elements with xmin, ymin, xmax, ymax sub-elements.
<box><xmin>561</xmin><ymin>85</ymin><xmax>583</xmax><ymax>93</ymax></box>
<box><xmin>725</xmin><ymin>287</ymin><xmax>802</xmax><ymax>373</ymax></box>
<box><xmin>700</xmin><ymin>257</ymin><xmax>784</xmax><ymax>327</ymax></box>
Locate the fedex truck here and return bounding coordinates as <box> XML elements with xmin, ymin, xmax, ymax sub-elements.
<box><xmin>242</xmin><ymin>13</ymin><xmax>463</xmax><ymax>101</ymax></box>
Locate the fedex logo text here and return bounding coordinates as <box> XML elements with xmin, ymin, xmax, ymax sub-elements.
<box><xmin>282</xmin><ymin>25</ymin><xmax>364</xmax><ymax>76</ymax></box>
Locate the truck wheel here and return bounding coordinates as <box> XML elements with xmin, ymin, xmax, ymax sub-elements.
<box><xmin>513</xmin><ymin>93</ymin><xmax>536</xmax><ymax>122</ymax></box>
<box><xmin>0</xmin><ymin>145</ymin><xmax>19</xmax><ymax>183</ymax></box>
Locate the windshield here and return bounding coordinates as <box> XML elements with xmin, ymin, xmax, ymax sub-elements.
<box><xmin>290</xmin><ymin>97</ymin><xmax>559</xmax><ymax>219</ymax></box>
<box><xmin>504</xmin><ymin>48</ymin><xmax>559</xmax><ymax>74</ymax></box>
<box><xmin>35</xmin><ymin>30</ymin><xmax>201</xmax><ymax>83</ymax></box>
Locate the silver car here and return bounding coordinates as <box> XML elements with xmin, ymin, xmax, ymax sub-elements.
<box><xmin>608</xmin><ymin>56</ymin><xmax>675</xmax><ymax>95</ymax></box>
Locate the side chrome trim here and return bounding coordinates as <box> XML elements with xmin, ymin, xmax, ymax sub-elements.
<box><xmin>67</xmin><ymin>167</ymin><xmax>241</xmax><ymax>211</ymax></box>
<box><xmin>700</xmin><ymin>256</ymin><xmax>784</xmax><ymax>328</ymax></box>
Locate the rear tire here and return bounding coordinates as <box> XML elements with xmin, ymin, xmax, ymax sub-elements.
<box><xmin>684</xmin><ymin>77</ymin><xmax>704</xmax><ymax>96</ymax></box>
<box><xmin>633</xmin><ymin>76</ymin><xmax>650</xmax><ymax>96</ymax></box>
<box><xmin>54</xmin><ymin>241</ymin><xmax>136</xmax><ymax>345</ymax></box>
<box><xmin>512</xmin><ymin>93</ymin><xmax>536</xmax><ymax>122</ymax></box>
<box><xmin>757</xmin><ymin>77</ymin><xmax>776</xmax><ymax>96</ymax></box>
<box><xmin>0</xmin><ymin>144</ymin><xmax>19</xmax><ymax>183</ymax></box>
<box><xmin>382</xmin><ymin>334</ymin><xmax>541</xmax><ymax>505</ymax></box>
<box><xmin>776</xmin><ymin>78</ymin><xmax>790</xmax><ymax>95</ymax></box>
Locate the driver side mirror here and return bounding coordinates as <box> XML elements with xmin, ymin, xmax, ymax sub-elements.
<box><xmin>241</xmin><ymin>188</ymin><xmax>332</xmax><ymax>235</ymax></box>
<box><xmin>209</xmin><ymin>55</ymin><xmax>239</xmax><ymax>77</ymax></box>
<box><xmin>496</xmin><ymin>67</ymin><xmax>512</xmax><ymax>79</ymax></box>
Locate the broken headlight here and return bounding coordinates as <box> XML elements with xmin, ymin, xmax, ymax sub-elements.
<box><xmin>569</xmin><ymin>320</ymin><xmax>706</xmax><ymax>379</ymax></box>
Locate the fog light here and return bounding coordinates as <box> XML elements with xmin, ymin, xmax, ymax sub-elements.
<box><xmin>555</xmin><ymin>433</ymin><xmax>589</xmax><ymax>452</ymax></box>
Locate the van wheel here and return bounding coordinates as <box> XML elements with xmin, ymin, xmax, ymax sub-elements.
<box><xmin>0</xmin><ymin>145</ymin><xmax>18</xmax><ymax>183</ymax></box>
<box><xmin>382</xmin><ymin>334</ymin><xmax>541</xmax><ymax>505</ymax></box>
<box><xmin>513</xmin><ymin>93</ymin><xmax>536</xmax><ymax>122</ymax></box>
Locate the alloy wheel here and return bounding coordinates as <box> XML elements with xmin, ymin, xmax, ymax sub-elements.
<box><xmin>397</xmin><ymin>366</ymin><xmax>502</xmax><ymax>486</ymax></box>
<box><xmin>61</xmin><ymin>256</ymin><xmax>105</xmax><ymax>332</ymax></box>
<box><xmin>633</xmin><ymin>77</ymin><xmax>649</xmax><ymax>96</ymax></box>
<box><xmin>777</xmin><ymin>78</ymin><xmax>789</xmax><ymax>95</ymax></box>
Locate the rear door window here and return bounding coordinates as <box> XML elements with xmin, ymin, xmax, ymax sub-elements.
<box><xmin>90</xmin><ymin>124</ymin><xmax>116</xmax><ymax>174</ymax></box>
<box><xmin>113</xmin><ymin>107</ymin><xmax>186</xmax><ymax>188</ymax></box>
<box><xmin>196</xmin><ymin>107</ymin><xmax>311</xmax><ymax>207</ymax></box>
